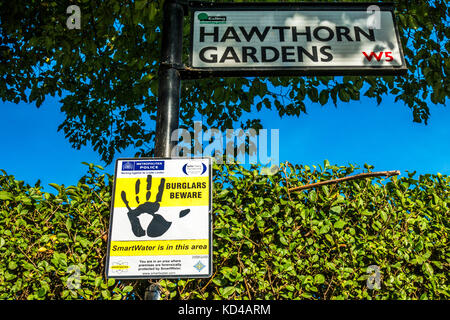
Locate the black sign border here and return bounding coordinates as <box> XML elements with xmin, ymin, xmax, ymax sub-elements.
<box><xmin>186</xmin><ymin>1</ymin><xmax>408</xmax><ymax>79</ymax></box>
<box><xmin>105</xmin><ymin>157</ymin><xmax>214</xmax><ymax>280</ymax></box>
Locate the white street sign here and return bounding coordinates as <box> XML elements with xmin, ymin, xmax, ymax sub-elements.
<box><xmin>189</xmin><ymin>3</ymin><xmax>406</xmax><ymax>75</ymax></box>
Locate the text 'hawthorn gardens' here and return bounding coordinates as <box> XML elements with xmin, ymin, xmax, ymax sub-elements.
<box><xmin>191</xmin><ymin>9</ymin><xmax>404</xmax><ymax>69</ymax></box>
<box><xmin>197</xmin><ymin>25</ymin><xmax>378</xmax><ymax>64</ymax></box>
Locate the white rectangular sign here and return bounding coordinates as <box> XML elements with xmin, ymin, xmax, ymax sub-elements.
<box><xmin>106</xmin><ymin>158</ymin><xmax>212</xmax><ymax>279</ymax></box>
<box><xmin>190</xmin><ymin>3</ymin><xmax>406</xmax><ymax>75</ymax></box>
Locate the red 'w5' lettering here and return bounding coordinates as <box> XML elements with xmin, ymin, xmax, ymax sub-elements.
<box><xmin>363</xmin><ymin>51</ymin><xmax>394</xmax><ymax>62</ymax></box>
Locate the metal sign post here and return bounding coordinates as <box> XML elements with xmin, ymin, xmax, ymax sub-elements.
<box><xmin>149</xmin><ymin>0</ymin><xmax>185</xmax><ymax>300</ymax></box>
<box><xmin>154</xmin><ymin>0</ymin><xmax>185</xmax><ymax>158</ymax></box>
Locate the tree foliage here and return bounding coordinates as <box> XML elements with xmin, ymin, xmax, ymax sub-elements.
<box><xmin>0</xmin><ymin>0</ymin><xmax>449</xmax><ymax>163</ymax></box>
<box><xmin>0</xmin><ymin>162</ymin><xmax>448</xmax><ymax>299</ymax></box>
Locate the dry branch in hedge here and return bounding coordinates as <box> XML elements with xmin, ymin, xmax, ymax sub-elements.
<box><xmin>288</xmin><ymin>170</ymin><xmax>401</xmax><ymax>192</ymax></box>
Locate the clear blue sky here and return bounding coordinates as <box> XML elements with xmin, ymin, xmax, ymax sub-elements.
<box><xmin>0</xmin><ymin>90</ymin><xmax>449</xmax><ymax>192</ymax></box>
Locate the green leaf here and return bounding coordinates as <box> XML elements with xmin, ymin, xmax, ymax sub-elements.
<box><xmin>48</xmin><ymin>183</ymin><xmax>61</xmax><ymax>192</ymax></box>
<box><xmin>66</xmin><ymin>218</ymin><xmax>72</xmax><ymax>231</ymax></box>
<box><xmin>94</xmin><ymin>277</ymin><xmax>102</xmax><ymax>287</ymax></box>
<box><xmin>314</xmin><ymin>274</ymin><xmax>325</xmax><ymax>284</ymax></box>
<box><xmin>123</xmin><ymin>286</ymin><xmax>133</xmax><ymax>293</ymax></box>
<box><xmin>286</xmin><ymin>285</ymin><xmax>295</xmax><ymax>291</ymax></box>
<box><xmin>57</xmin><ymin>232</ymin><xmax>69</xmax><ymax>239</ymax></box>
<box><xmin>334</xmin><ymin>220</ymin><xmax>346</xmax><ymax>229</ymax></box>
<box><xmin>61</xmin><ymin>290</ymin><xmax>70</xmax><ymax>299</ymax></box>
<box><xmin>415</xmin><ymin>240</ymin><xmax>424</xmax><ymax>252</ymax></box>
<box><xmin>422</xmin><ymin>263</ymin><xmax>434</xmax><ymax>276</ymax></box>
<box><xmin>0</xmin><ymin>191</ymin><xmax>13</xmax><ymax>200</ymax></box>
<box><xmin>101</xmin><ymin>290</ymin><xmax>111</xmax><ymax>300</ymax></box>
<box><xmin>19</xmin><ymin>196</ymin><xmax>32</xmax><ymax>205</ymax></box>
<box><xmin>107</xmin><ymin>278</ymin><xmax>115</xmax><ymax>287</ymax></box>
<box><xmin>78</xmin><ymin>237</ymin><xmax>91</xmax><ymax>248</ymax></box>
<box><xmin>301</xmin><ymin>292</ymin><xmax>312</xmax><ymax>298</ymax></box>
<box><xmin>307</xmin><ymin>87</ymin><xmax>319</xmax><ymax>102</ymax></box>
<box><xmin>221</xmin><ymin>286</ymin><xmax>235</xmax><ymax>298</ymax></box>
<box><xmin>37</xmin><ymin>288</ymin><xmax>46</xmax><ymax>298</ymax></box>
<box><xmin>330</xmin><ymin>206</ymin><xmax>342</xmax><ymax>214</ymax></box>
<box><xmin>272</xmin><ymin>204</ymin><xmax>280</xmax><ymax>214</ymax></box>
<box><xmin>319</xmin><ymin>224</ymin><xmax>330</xmax><ymax>234</ymax></box>
<box><xmin>218</xmin><ymin>189</ymin><xmax>229</xmax><ymax>198</ymax></box>
<box><xmin>308</xmin><ymin>190</ymin><xmax>317</xmax><ymax>202</ymax></box>
<box><xmin>212</xmin><ymin>278</ymin><xmax>224</xmax><ymax>286</ymax></box>
<box><xmin>380</xmin><ymin>210</ymin><xmax>388</xmax><ymax>222</ymax></box>
<box><xmin>338</xmin><ymin>88</ymin><xmax>350</xmax><ymax>102</ymax></box>
<box><xmin>431</xmin><ymin>261</ymin><xmax>443</xmax><ymax>270</ymax></box>
<box><xmin>319</xmin><ymin>90</ymin><xmax>329</xmax><ymax>105</ymax></box>
<box><xmin>280</xmin><ymin>236</ymin><xmax>288</xmax><ymax>245</ymax></box>
<box><xmin>322</xmin><ymin>185</ymin><xmax>330</xmax><ymax>197</ymax></box>
<box><xmin>372</xmin><ymin>220</ymin><xmax>382</xmax><ymax>230</ymax></box>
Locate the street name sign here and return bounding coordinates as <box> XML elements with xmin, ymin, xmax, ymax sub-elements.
<box><xmin>189</xmin><ymin>2</ymin><xmax>407</xmax><ymax>77</ymax></box>
<box><xmin>106</xmin><ymin>157</ymin><xmax>212</xmax><ymax>279</ymax></box>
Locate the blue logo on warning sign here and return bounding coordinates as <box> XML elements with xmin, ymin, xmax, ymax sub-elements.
<box><xmin>122</xmin><ymin>161</ymin><xmax>165</xmax><ymax>171</ymax></box>
<box><xmin>122</xmin><ymin>161</ymin><xmax>134</xmax><ymax>171</ymax></box>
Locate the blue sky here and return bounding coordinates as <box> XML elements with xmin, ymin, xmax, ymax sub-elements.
<box><xmin>0</xmin><ymin>90</ymin><xmax>448</xmax><ymax>192</ymax></box>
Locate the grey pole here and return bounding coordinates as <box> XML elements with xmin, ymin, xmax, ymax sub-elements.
<box><xmin>146</xmin><ymin>0</ymin><xmax>184</xmax><ymax>300</ymax></box>
<box><xmin>154</xmin><ymin>0</ymin><xmax>184</xmax><ymax>158</ymax></box>
<box><xmin>144</xmin><ymin>283</ymin><xmax>161</xmax><ymax>300</ymax></box>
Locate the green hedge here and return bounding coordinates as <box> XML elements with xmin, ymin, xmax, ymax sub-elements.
<box><xmin>0</xmin><ymin>162</ymin><xmax>448</xmax><ymax>300</ymax></box>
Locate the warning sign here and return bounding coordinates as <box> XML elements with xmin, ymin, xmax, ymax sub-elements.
<box><xmin>105</xmin><ymin>158</ymin><xmax>212</xmax><ymax>279</ymax></box>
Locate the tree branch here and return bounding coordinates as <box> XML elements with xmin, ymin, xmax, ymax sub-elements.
<box><xmin>288</xmin><ymin>170</ymin><xmax>400</xmax><ymax>192</ymax></box>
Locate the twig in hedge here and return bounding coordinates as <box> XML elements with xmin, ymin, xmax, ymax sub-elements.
<box><xmin>17</xmin><ymin>246</ymin><xmax>38</xmax><ymax>269</ymax></box>
<box><xmin>288</xmin><ymin>170</ymin><xmax>401</xmax><ymax>192</ymax></box>
<box><xmin>265</xmin><ymin>263</ymin><xmax>277</xmax><ymax>298</ymax></box>
<box><xmin>324</xmin><ymin>275</ymin><xmax>335</xmax><ymax>299</ymax></box>
<box><xmin>43</xmin><ymin>203</ymin><xmax>61</xmax><ymax>224</ymax></box>
<box><xmin>281</xmin><ymin>162</ymin><xmax>293</xmax><ymax>201</ymax></box>
<box><xmin>200</xmin><ymin>253</ymin><xmax>230</xmax><ymax>293</ymax></box>
<box><xmin>237</xmin><ymin>242</ymin><xmax>253</xmax><ymax>299</ymax></box>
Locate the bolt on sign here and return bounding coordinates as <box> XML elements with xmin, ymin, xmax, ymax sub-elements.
<box><xmin>106</xmin><ymin>158</ymin><xmax>212</xmax><ymax>279</ymax></box>
<box><xmin>189</xmin><ymin>2</ymin><xmax>407</xmax><ymax>77</ymax></box>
